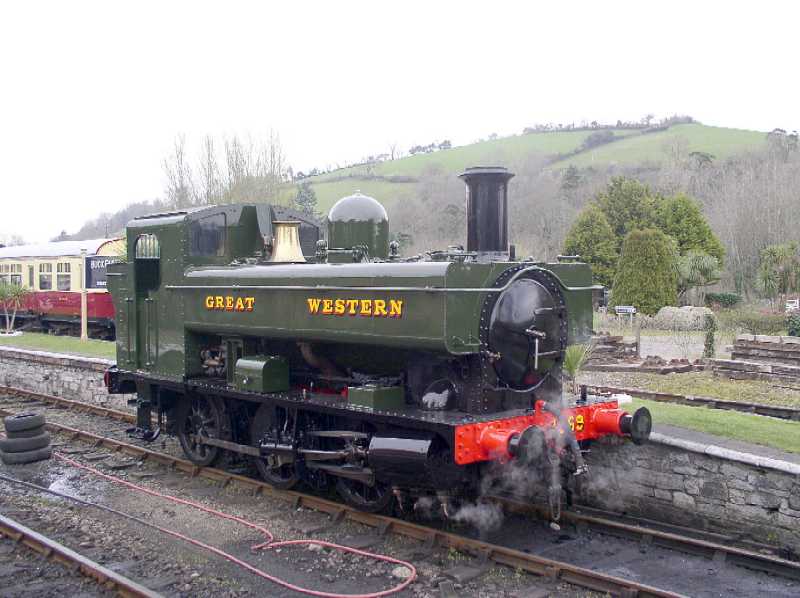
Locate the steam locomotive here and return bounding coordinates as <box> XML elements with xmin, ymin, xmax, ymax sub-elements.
<box><xmin>105</xmin><ymin>167</ymin><xmax>651</xmax><ymax>515</ymax></box>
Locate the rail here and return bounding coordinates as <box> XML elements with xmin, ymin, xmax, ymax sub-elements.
<box><xmin>0</xmin><ymin>389</ymin><xmax>681</xmax><ymax>597</ymax></box>
<box><xmin>0</xmin><ymin>513</ymin><xmax>161</xmax><ymax>598</ymax></box>
<box><xmin>3</xmin><ymin>385</ymin><xmax>800</xmax><ymax>588</ymax></box>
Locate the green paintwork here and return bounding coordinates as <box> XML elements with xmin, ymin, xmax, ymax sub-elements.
<box><xmin>347</xmin><ymin>385</ymin><xmax>406</xmax><ymax>410</ymax></box>
<box><xmin>234</xmin><ymin>356</ymin><xmax>290</xmax><ymax>393</ymax></box>
<box><xmin>109</xmin><ymin>203</ymin><xmax>594</xmax><ymax>383</ymax></box>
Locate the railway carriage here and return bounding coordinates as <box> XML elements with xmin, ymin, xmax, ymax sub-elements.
<box><xmin>0</xmin><ymin>238</ymin><xmax>124</xmax><ymax>338</ymax></box>
<box><xmin>105</xmin><ymin>167</ymin><xmax>651</xmax><ymax>516</ymax></box>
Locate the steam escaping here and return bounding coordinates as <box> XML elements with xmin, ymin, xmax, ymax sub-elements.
<box><xmin>452</xmin><ymin>501</ymin><xmax>505</xmax><ymax>536</ymax></box>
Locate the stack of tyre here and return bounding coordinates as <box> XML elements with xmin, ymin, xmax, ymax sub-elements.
<box><xmin>1</xmin><ymin>413</ymin><xmax>52</xmax><ymax>465</ymax></box>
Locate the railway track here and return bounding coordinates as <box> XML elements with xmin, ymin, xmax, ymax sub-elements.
<box><xmin>2</xmin><ymin>385</ymin><xmax>800</xmax><ymax>595</ymax></box>
<box><xmin>587</xmin><ymin>384</ymin><xmax>800</xmax><ymax>421</ymax></box>
<box><xmin>0</xmin><ymin>512</ymin><xmax>160</xmax><ymax>598</ymax></box>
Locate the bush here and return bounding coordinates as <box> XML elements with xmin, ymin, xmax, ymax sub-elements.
<box><xmin>611</xmin><ymin>228</ymin><xmax>677</xmax><ymax>316</ymax></box>
<box><xmin>705</xmin><ymin>292</ymin><xmax>742</xmax><ymax>308</ymax></box>
<box><xmin>788</xmin><ymin>314</ymin><xmax>800</xmax><ymax>337</ymax></box>
<box><xmin>703</xmin><ymin>313</ymin><xmax>717</xmax><ymax>358</ymax></box>
<box><xmin>718</xmin><ymin>310</ymin><xmax>787</xmax><ymax>335</ymax></box>
<box><xmin>563</xmin><ymin>204</ymin><xmax>618</xmax><ymax>287</ymax></box>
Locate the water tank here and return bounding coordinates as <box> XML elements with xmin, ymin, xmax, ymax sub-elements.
<box><xmin>327</xmin><ymin>192</ymin><xmax>389</xmax><ymax>259</ymax></box>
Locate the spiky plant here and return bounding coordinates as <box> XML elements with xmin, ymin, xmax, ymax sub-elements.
<box><xmin>562</xmin><ymin>343</ymin><xmax>592</xmax><ymax>395</ymax></box>
<box><xmin>0</xmin><ymin>282</ymin><xmax>31</xmax><ymax>334</ymax></box>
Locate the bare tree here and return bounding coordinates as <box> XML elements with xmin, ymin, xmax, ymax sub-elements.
<box><xmin>196</xmin><ymin>135</ymin><xmax>222</xmax><ymax>205</ymax></box>
<box><xmin>163</xmin><ymin>135</ymin><xmax>195</xmax><ymax>208</ymax></box>
<box><xmin>0</xmin><ymin>234</ymin><xmax>25</xmax><ymax>246</ymax></box>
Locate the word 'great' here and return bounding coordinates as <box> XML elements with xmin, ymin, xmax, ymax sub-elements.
<box><xmin>205</xmin><ymin>296</ymin><xmax>255</xmax><ymax>312</ymax></box>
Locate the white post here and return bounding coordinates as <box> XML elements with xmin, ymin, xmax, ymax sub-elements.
<box><xmin>80</xmin><ymin>249</ymin><xmax>88</xmax><ymax>341</ymax></box>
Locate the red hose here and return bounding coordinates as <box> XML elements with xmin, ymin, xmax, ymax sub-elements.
<box><xmin>54</xmin><ymin>453</ymin><xmax>416</xmax><ymax>597</ymax></box>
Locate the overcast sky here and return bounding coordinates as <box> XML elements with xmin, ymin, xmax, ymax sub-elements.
<box><xmin>2</xmin><ymin>1</ymin><xmax>798</xmax><ymax>243</ymax></box>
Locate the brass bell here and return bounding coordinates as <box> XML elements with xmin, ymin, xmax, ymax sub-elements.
<box><xmin>269</xmin><ymin>221</ymin><xmax>306</xmax><ymax>263</ymax></box>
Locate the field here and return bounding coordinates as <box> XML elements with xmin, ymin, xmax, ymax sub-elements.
<box><xmin>293</xmin><ymin>123</ymin><xmax>768</xmax><ymax>214</ymax></box>
<box><xmin>582</xmin><ymin>369</ymin><xmax>800</xmax><ymax>409</ymax></box>
<box><xmin>548</xmin><ymin>124</ymin><xmax>767</xmax><ymax>169</ymax></box>
<box><xmin>0</xmin><ymin>332</ymin><xmax>115</xmax><ymax>359</ymax></box>
<box><xmin>631</xmin><ymin>397</ymin><xmax>800</xmax><ymax>454</ymax></box>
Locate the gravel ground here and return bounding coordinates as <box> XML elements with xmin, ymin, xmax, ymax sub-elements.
<box><xmin>0</xmin><ymin>435</ymin><xmax>579</xmax><ymax>597</ymax></box>
<box><xmin>596</xmin><ymin>329</ymin><xmax>735</xmax><ymax>361</ymax></box>
<box><xmin>3</xmin><ymin>393</ymin><xmax>798</xmax><ymax>597</ymax></box>
<box><xmin>0</xmin><ymin>530</ymin><xmax>113</xmax><ymax>598</ymax></box>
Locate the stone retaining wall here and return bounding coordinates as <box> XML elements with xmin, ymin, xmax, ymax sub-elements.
<box><xmin>1</xmin><ymin>346</ymin><xmax>798</xmax><ymax>552</ymax></box>
<box><xmin>581</xmin><ymin>436</ymin><xmax>800</xmax><ymax>552</ymax></box>
<box><xmin>0</xmin><ymin>346</ymin><xmax>133</xmax><ymax>411</ymax></box>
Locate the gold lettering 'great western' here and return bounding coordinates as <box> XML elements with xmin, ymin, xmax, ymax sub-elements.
<box><xmin>306</xmin><ymin>298</ymin><xmax>403</xmax><ymax>318</ymax></box>
<box><xmin>205</xmin><ymin>295</ymin><xmax>255</xmax><ymax>312</ymax></box>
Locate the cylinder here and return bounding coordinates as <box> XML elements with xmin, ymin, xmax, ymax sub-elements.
<box><xmin>367</xmin><ymin>434</ymin><xmax>434</xmax><ymax>486</ymax></box>
<box><xmin>458</xmin><ymin>166</ymin><xmax>515</xmax><ymax>253</ymax></box>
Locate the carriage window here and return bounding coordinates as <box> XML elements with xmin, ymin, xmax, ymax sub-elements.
<box><xmin>10</xmin><ymin>265</ymin><xmax>22</xmax><ymax>286</ymax></box>
<box><xmin>57</xmin><ymin>262</ymin><xmax>72</xmax><ymax>291</ymax></box>
<box><xmin>135</xmin><ymin>234</ymin><xmax>160</xmax><ymax>259</ymax></box>
<box><xmin>190</xmin><ymin>214</ymin><xmax>226</xmax><ymax>257</ymax></box>
<box><xmin>39</xmin><ymin>263</ymin><xmax>53</xmax><ymax>290</ymax></box>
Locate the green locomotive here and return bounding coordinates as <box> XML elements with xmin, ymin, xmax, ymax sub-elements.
<box><xmin>105</xmin><ymin>167</ymin><xmax>650</xmax><ymax>514</ymax></box>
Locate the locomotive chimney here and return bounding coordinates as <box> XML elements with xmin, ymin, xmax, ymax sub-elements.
<box><xmin>458</xmin><ymin>166</ymin><xmax>515</xmax><ymax>255</ymax></box>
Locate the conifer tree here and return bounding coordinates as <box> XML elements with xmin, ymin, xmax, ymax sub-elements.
<box><xmin>611</xmin><ymin>228</ymin><xmax>677</xmax><ymax>315</ymax></box>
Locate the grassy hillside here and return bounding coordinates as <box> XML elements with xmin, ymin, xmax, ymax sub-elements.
<box><xmin>548</xmin><ymin>124</ymin><xmax>767</xmax><ymax>169</ymax></box>
<box><xmin>296</xmin><ymin>123</ymin><xmax>767</xmax><ymax>214</ymax></box>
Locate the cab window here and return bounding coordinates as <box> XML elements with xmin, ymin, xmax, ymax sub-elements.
<box><xmin>135</xmin><ymin>234</ymin><xmax>160</xmax><ymax>259</ymax></box>
<box><xmin>190</xmin><ymin>214</ymin><xmax>226</xmax><ymax>257</ymax></box>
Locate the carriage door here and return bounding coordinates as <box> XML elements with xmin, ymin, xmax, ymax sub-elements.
<box><xmin>134</xmin><ymin>234</ymin><xmax>160</xmax><ymax>369</ymax></box>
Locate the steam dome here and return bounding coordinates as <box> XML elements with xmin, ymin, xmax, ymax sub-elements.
<box><xmin>327</xmin><ymin>192</ymin><xmax>389</xmax><ymax>259</ymax></box>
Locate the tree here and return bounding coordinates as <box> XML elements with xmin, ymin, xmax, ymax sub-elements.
<box><xmin>294</xmin><ymin>181</ymin><xmax>318</xmax><ymax>216</ymax></box>
<box><xmin>657</xmin><ymin>193</ymin><xmax>725</xmax><ymax>263</ymax></box>
<box><xmin>563</xmin><ymin>205</ymin><xmax>617</xmax><ymax>286</ymax></box>
<box><xmin>581</xmin><ymin>130</ymin><xmax>615</xmax><ymax>151</ymax></box>
<box><xmin>676</xmin><ymin>250</ymin><xmax>721</xmax><ymax>305</ymax></box>
<box><xmin>560</xmin><ymin>165</ymin><xmax>582</xmax><ymax>195</ymax></box>
<box><xmin>611</xmin><ymin>229</ymin><xmax>677</xmax><ymax>315</ymax></box>
<box><xmin>196</xmin><ymin>135</ymin><xmax>223</xmax><ymax>205</ymax></box>
<box><xmin>0</xmin><ymin>282</ymin><xmax>31</xmax><ymax>334</ymax></box>
<box><xmin>0</xmin><ymin>234</ymin><xmax>25</xmax><ymax>247</ymax></box>
<box><xmin>594</xmin><ymin>177</ymin><xmax>660</xmax><ymax>250</ymax></box>
<box><xmin>163</xmin><ymin>134</ymin><xmax>195</xmax><ymax>208</ymax></box>
<box><xmin>758</xmin><ymin>242</ymin><xmax>800</xmax><ymax>305</ymax></box>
